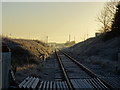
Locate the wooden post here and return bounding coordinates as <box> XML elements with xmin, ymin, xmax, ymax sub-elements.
<box><xmin>1</xmin><ymin>45</ymin><xmax>11</xmax><ymax>89</ymax></box>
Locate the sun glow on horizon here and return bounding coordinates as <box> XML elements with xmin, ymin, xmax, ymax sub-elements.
<box><xmin>2</xmin><ymin>2</ymin><xmax>105</xmax><ymax>43</ymax></box>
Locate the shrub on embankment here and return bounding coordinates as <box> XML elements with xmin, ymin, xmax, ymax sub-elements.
<box><xmin>2</xmin><ymin>37</ymin><xmax>52</xmax><ymax>68</ymax></box>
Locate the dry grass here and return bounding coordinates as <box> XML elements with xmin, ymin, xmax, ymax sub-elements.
<box><xmin>16</xmin><ymin>64</ymin><xmax>37</xmax><ymax>71</ymax></box>
<box><xmin>15</xmin><ymin>62</ymin><xmax>44</xmax><ymax>83</ymax></box>
<box><xmin>2</xmin><ymin>37</ymin><xmax>53</xmax><ymax>83</ymax></box>
<box><xmin>2</xmin><ymin>37</ymin><xmax>52</xmax><ymax>67</ymax></box>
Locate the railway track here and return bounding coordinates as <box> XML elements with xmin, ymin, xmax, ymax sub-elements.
<box><xmin>55</xmin><ymin>49</ymin><xmax>113</xmax><ymax>90</ymax></box>
<box><xmin>18</xmin><ymin>49</ymin><xmax>120</xmax><ymax>89</ymax></box>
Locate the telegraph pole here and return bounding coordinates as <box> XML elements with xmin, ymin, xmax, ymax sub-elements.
<box><xmin>46</xmin><ymin>36</ymin><xmax>48</xmax><ymax>43</ymax></box>
<box><xmin>69</xmin><ymin>34</ymin><xmax>71</xmax><ymax>42</ymax></box>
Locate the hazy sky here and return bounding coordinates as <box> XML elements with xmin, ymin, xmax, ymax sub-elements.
<box><xmin>2</xmin><ymin>2</ymin><xmax>105</xmax><ymax>43</ymax></box>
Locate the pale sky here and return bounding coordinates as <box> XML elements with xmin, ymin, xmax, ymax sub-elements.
<box><xmin>2</xmin><ymin>2</ymin><xmax>105</xmax><ymax>43</ymax></box>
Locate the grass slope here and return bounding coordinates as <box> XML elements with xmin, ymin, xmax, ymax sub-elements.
<box><xmin>64</xmin><ymin>35</ymin><xmax>120</xmax><ymax>73</ymax></box>
<box><xmin>2</xmin><ymin>37</ymin><xmax>52</xmax><ymax>67</ymax></box>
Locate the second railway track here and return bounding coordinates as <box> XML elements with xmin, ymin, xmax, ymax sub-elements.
<box><xmin>55</xmin><ymin>49</ymin><xmax>113</xmax><ymax>90</ymax></box>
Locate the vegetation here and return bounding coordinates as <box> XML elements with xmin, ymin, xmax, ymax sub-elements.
<box><xmin>103</xmin><ymin>2</ymin><xmax>120</xmax><ymax>40</ymax></box>
<box><xmin>97</xmin><ymin>1</ymin><xmax>120</xmax><ymax>41</ymax></box>
<box><xmin>97</xmin><ymin>1</ymin><xmax>118</xmax><ymax>33</ymax></box>
<box><xmin>111</xmin><ymin>2</ymin><xmax>120</xmax><ymax>35</ymax></box>
<box><xmin>2</xmin><ymin>37</ymin><xmax>52</xmax><ymax>70</ymax></box>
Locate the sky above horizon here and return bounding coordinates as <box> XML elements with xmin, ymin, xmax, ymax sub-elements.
<box><xmin>2</xmin><ymin>2</ymin><xmax>105</xmax><ymax>43</ymax></box>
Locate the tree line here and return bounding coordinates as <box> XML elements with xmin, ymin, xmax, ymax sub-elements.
<box><xmin>97</xmin><ymin>1</ymin><xmax>120</xmax><ymax>40</ymax></box>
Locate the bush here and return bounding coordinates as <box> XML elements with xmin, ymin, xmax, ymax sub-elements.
<box><xmin>103</xmin><ymin>30</ymin><xmax>120</xmax><ymax>41</ymax></box>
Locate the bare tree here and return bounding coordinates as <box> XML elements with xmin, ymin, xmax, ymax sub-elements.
<box><xmin>97</xmin><ymin>1</ymin><xmax>118</xmax><ymax>33</ymax></box>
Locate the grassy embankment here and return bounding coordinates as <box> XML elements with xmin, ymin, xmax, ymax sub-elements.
<box><xmin>3</xmin><ymin>37</ymin><xmax>53</xmax><ymax>69</ymax></box>
<box><xmin>64</xmin><ymin>34</ymin><xmax>120</xmax><ymax>74</ymax></box>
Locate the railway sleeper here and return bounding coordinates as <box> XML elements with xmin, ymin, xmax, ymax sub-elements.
<box><xmin>18</xmin><ymin>77</ymin><xmax>112</xmax><ymax>89</ymax></box>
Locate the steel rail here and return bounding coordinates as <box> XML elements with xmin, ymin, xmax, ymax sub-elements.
<box><xmin>58</xmin><ymin>49</ymin><xmax>114</xmax><ymax>90</ymax></box>
<box><xmin>55</xmin><ymin>50</ymin><xmax>74</xmax><ymax>90</ymax></box>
